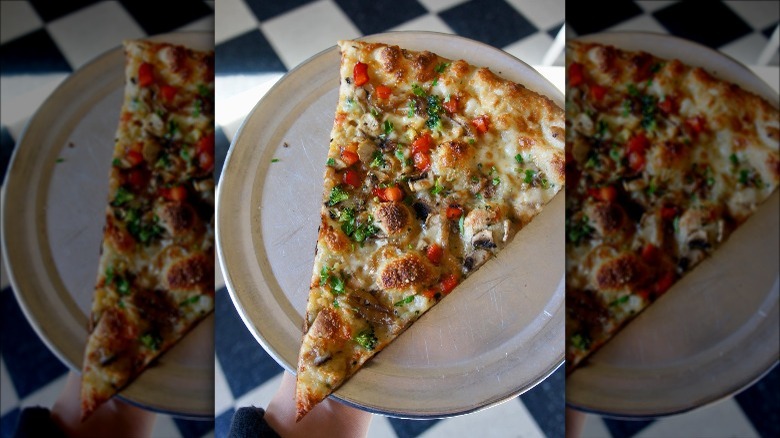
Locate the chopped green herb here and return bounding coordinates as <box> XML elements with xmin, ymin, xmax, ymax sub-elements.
<box><xmin>570</xmin><ymin>332</ymin><xmax>591</xmax><ymax>350</ymax></box>
<box><xmin>271</xmin><ymin>158</ymin><xmax>280</xmax><ymax>163</ymax></box>
<box><xmin>197</xmin><ymin>84</ymin><xmax>210</xmax><ymax>97</ymax></box>
<box><xmin>394</xmin><ymin>295</ymin><xmax>415</xmax><ymax>306</ymax></box>
<box><xmin>627</xmin><ymin>83</ymin><xmax>640</xmax><ymax>96</ymax></box>
<box><xmin>640</xmin><ymin>94</ymin><xmax>657</xmax><ymax>130</ymax></box>
<box><xmin>622</xmin><ymin>99</ymin><xmax>631</xmax><ymax>117</ymax></box>
<box><xmin>328</xmin><ymin>186</ymin><xmax>349</xmax><ymax>206</ymax></box>
<box><xmin>609</xmin><ymin>147</ymin><xmax>622</xmax><ymax>162</ymax></box>
<box><xmin>331</xmin><ymin>275</ymin><xmax>345</xmax><ymax>295</ymax></box>
<box><xmin>105</xmin><ymin>266</ymin><xmax>115</xmax><ymax>285</ymax></box>
<box><xmin>468</xmin><ymin>138</ymin><xmax>475</xmax><ymax>144</ymax></box>
<box><xmin>515</xmin><ymin>153</ymin><xmax>524</xmax><ymax>164</ymax></box>
<box><xmin>729</xmin><ymin>153</ymin><xmax>739</xmax><ymax>166</ymax></box>
<box><xmin>596</xmin><ymin>120</ymin><xmax>608</xmax><ymax>138</ymax></box>
<box><xmin>458</xmin><ymin>214</ymin><xmax>465</xmax><ymax>236</ymax></box>
<box><xmin>192</xmin><ymin>99</ymin><xmax>202</xmax><ymax>117</ymax></box>
<box><xmin>166</xmin><ymin>119</ymin><xmax>179</xmax><ymax>140</ymax></box>
<box><xmin>412</xmin><ymin>84</ymin><xmax>426</xmax><ymax>97</ymax></box>
<box><xmin>394</xmin><ymin>148</ymin><xmax>405</xmax><ymax>161</ymax></box>
<box><xmin>384</xmin><ymin>120</ymin><xmax>394</xmax><ymax>135</ymax></box>
<box><xmin>370</xmin><ymin>150</ymin><xmax>386</xmax><ymax>168</ymax></box>
<box><xmin>407</xmin><ymin>100</ymin><xmax>416</xmax><ymax>117</ymax></box>
<box><xmin>432</xmin><ymin>77</ymin><xmax>438</xmax><ymax>87</ymax></box>
<box><xmin>116</xmin><ymin>276</ymin><xmax>130</xmax><ymax>295</ymax></box>
<box><xmin>426</xmin><ymin>94</ymin><xmax>442</xmax><ymax>130</ymax></box>
<box><xmin>430</xmin><ymin>178</ymin><xmax>445</xmax><ymax>195</ymax></box>
<box><xmin>610</xmin><ymin>295</ymin><xmax>630</xmax><ymax>307</ymax></box>
<box><xmin>434</xmin><ymin>62</ymin><xmax>450</xmax><ymax>73</ymax></box>
<box><xmin>327</xmin><ymin>157</ymin><xmax>336</xmax><ymax>166</ymax></box>
<box><xmin>672</xmin><ymin>215</ymin><xmax>680</xmax><ymax>234</ymax></box>
<box><xmin>111</xmin><ymin>187</ymin><xmax>134</xmax><ymax>207</ymax></box>
<box><xmin>646</xmin><ymin>181</ymin><xmax>657</xmax><ymax>195</ymax></box>
<box><xmin>320</xmin><ymin>266</ymin><xmax>331</xmax><ymax>285</ymax></box>
<box><xmin>112</xmin><ymin>158</ymin><xmax>122</xmax><ymax>167</ymax></box>
<box><xmin>492</xmin><ymin>176</ymin><xmax>500</xmax><ymax>186</ymax></box>
<box><xmin>179</xmin><ymin>147</ymin><xmax>191</xmax><ymax>160</ymax></box>
<box><xmin>180</xmin><ymin>295</ymin><xmax>201</xmax><ymax>307</ymax></box>
<box><xmin>139</xmin><ymin>332</ymin><xmax>162</xmax><ymax>351</ymax></box>
<box><xmin>56</xmin><ymin>158</ymin><xmax>65</xmax><ymax>163</ymax></box>
<box><xmin>739</xmin><ymin>169</ymin><xmax>750</xmax><ymax>185</ymax></box>
<box><xmin>567</xmin><ymin>215</ymin><xmax>593</xmax><ymax>245</ymax></box>
<box><xmin>355</xmin><ymin>328</ymin><xmax>378</xmax><ymax>350</ymax></box>
<box><xmin>524</xmin><ymin>169</ymin><xmax>536</xmax><ymax>184</ymax></box>
<box><xmin>333</xmin><ymin>300</ymin><xmax>340</xmax><ymax>308</ymax></box>
<box><xmin>155</xmin><ymin>153</ymin><xmax>170</xmax><ymax>168</ymax></box>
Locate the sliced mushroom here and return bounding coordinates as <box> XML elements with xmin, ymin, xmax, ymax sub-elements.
<box><xmin>408</xmin><ymin>172</ymin><xmax>433</xmax><ymax>192</ymax></box>
<box><xmin>464</xmin><ymin>249</ymin><xmax>490</xmax><ymax>272</ymax></box>
<box><xmin>346</xmin><ymin>290</ymin><xmax>394</xmax><ymax>327</ymax></box>
<box><xmin>472</xmin><ymin>229</ymin><xmax>496</xmax><ymax>249</ymax></box>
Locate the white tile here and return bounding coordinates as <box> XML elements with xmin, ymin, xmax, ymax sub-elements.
<box><xmin>0</xmin><ymin>1</ymin><xmax>43</xmax><ymax>44</ymax></box>
<box><xmin>502</xmin><ymin>31</ymin><xmax>555</xmax><ymax>67</ymax></box>
<box><xmin>214</xmin><ymin>356</ymin><xmax>234</xmax><ymax>415</ymax></box>
<box><xmin>608</xmin><ymin>14</ymin><xmax>668</xmax><ymax>34</ymax></box>
<box><xmin>46</xmin><ymin>2</ymin><xmax>145</xmax><ymax>69</ymax></box>
<box><xmin>260</xmin><ymin>0</ymin><xmax>361</xmax><ymax>70</ymax></box>
<box><xmin>152</xmin><ymin>414</ymin><xmax>183</xmax><ymax>438</ymax></box>
<box><xmin>215</xmin><ymin>0</ymin><xmax>258</xmax><ymax>44</ymax></box>
<box><xmin>1</xmin><ymin>359</ymin><xmax>19</xmax><ymax>416</ymax></box>
<box><xmin>634</xmin><ymin>1</ymin><xmax>677</xmax><ymax>13</ymax></box>
<box><xmin>0</xmin><ymin>74</ymin><xmax>69</xmax><ymax>128</ymax></box>
<box><xmin>719</xmin><ymin>32</ymin><xmax>770</xmax><ymax>66</ymax></box>
<box><xmin>18</xmin><ymin>373</ymin><xmax>68</xmax><ymax>409</ymax></box>
<box><xmin>214</xmin><ymin>72</ymin><xmax>283</xmax><ymax>130</ymax></box>
<box><xmin>366</xmin><ymin>415</ymin><xmax>398</xmax><ymax>438</ymax></box>
<box><xmin>417</xmin><ymin>0</ymin><xmax>469</xmax><ymax>14</ymax></box>
<box><xmin>419</xmin><ymin>399</ymin><xmax>545</xmax><ymax>438</ymax></box>
<box><xmin>724</xmin><ymin>1</ymin><xmax>780</xmax><ymax>31</ymax></box>
<box><xmin>390</xmin><ymin>13</ymin><xmax>454</xmax><ymax>34</ymax></box>
<box><xmin>580</xmin><ymin>413</ymin><xmax>612</xmax><ymax>438</ymax></box>
<box><xmin>234</xmin><ymin>373</ymin><xmax>284</xmax><ymax>409</ymax></box>
<box><xmin>175</xmin><ymin>14</ymin><xmax>215</xmax><ymax>34</ymax></box>
<box><xmin>507</xmin><ymin>0</ymin><xmax>565</xmax><ymax>30</ymax></box>
<box><xmin>636</xmin><ymin>398</ymin><xmax>760</xmax><ymax>438</ymax></box>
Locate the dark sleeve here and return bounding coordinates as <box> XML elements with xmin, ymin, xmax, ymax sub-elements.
<box><xmin>12</xmin><ymin>407</ymin><xmax>67</xmax><ymax>438</ymax></box>
<box><xmin>228</xmin><ymin>406</ymin><xmax>281</xmax><ymax>438</ymax></box>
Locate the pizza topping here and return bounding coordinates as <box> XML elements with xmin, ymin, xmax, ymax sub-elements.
<box><xmin>138</xmin><ymin>62</ymin><xmax>154</xmax><ymax>87</ymax></box>
<box><xmin>353</xmin><ymin>62</ymin><xmax>369</xmax><ymax>87</ymax></box>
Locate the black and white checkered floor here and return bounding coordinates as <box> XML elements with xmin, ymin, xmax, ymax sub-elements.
<box><xmin>1</xmin><ymin>1</ymin><xmax>778</xmax><ymax>437</ymax></box>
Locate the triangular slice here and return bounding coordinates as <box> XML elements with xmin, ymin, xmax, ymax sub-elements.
<box><xmin>565</xmin><ymin>40</ymin><xmax>779</xmax><ymax>373</ymax></box>
<box><xmin>81</xmin><ymin>40</ymin><xmax>215</xmax><ymax>419</ymax></box>
<box><xmin>295</xmin><ymin>40</ymin><xmax>565</xmax><ymax>420</ymax></box>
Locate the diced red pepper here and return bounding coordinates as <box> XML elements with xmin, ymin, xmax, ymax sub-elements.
<box><xmin>658</xmin><ymin>96</ymin><xmax>676</xmax><ymax>114</ymax></box>
<box><xmin>446</xmin><ymin>204</ymin><xmax>463</xmax><ymax>220</ymax></box>
<box><xmin>471</xmin><ymin>115</ymin><xmax>490</xmax><ymax>134</ymax></box>
<box><xmin>660</xmin><ymin>205</ymin><xmax>677</xmax><ymax>221</ymax></box>
<box><xmin>138</xmin><ymin>62</ymin><xmax>154</xmax><ymax>87</ymax></box>
<box><xmin>161</xmin><ymin>185</ymin><xmax>187</xmax><ymax>202</ymax></box>
<box><xmin>373</xmin><ymin>185</ymin><xmax>403</xmax><ymax>202</ymax></box>
<box><xmin>685</xmin><ymin>116</ymin><xmax>705</xmax><ymax>134</ymax></box>
<box><xmin>160</xmin><ymin>85</ymin><xmax>177</xmax><ymax>103</ymax></box>
<box><xmin>654</xmin><ymin>271</ymin><xmax>675</xmax><ymax>295</ymax></box>
<box><xmin>641</xmin><ymin>243</ymin><xmax>659</xmax><ymax>262</ymax></box>
<box><xmin>353</xmin><ymin>62</ymin><xmax>369</xmax><ymax>87</ymax></box>
<box><xmin>589</xmin><ymin>185</ymin><xmax>617</xmax><ymax>203</ymax></box>
<box><xmin>127</xmin><ymin>150</ymin><xmax>144</xmax><ymax>167</ymax></box>
<box><xmin>341</xmin><ymin>150</ymin><xmax>360</xmax><ymax>167</ymax></box>
<box><xmin>426</xmin><ymin>244</ymin><xmax>443</xmax><ymax>265</ymax></box>
<box><xmin>342</xmin><ymin>169</ymin><xmax>361</xmax><ymax>187</ymax></box>
<box><xmin>422</xmin><ymin>288</ymin><xmax>439</xmax><ymax>300</ymax></box>
<box><xmin>626</xmin><ymin>133</ymin><xmax>649</xmax><ymax>172</ymax></box>
<box><xmin>440</xmin><ymin>273</ymin><xmax>458</xmax><ymax>295</ymax></box>
<box><xmin>375</xmin><ymin>85</ymin><xmax>391</xmax><ymax>99</ymax></box>
<box><xmin>590</xmin><ymin>84</ymin><xmax>607</xmax><ymax>101</ymax></box>
<box><xmin>443</xmin><ymin>95</ymin><xmax>459</xmax><ymax>113</ymax></box>
<box><xmin>411</xmin><ymin>133</ymin><xmax>433</xmax><ymax>155</ymax></box>
<box><xmin>126</xmin><ymin>169</ymin><xmax>147</xmax><ymax>189</ymax></box>
<box><xmin>197</xmin><ymin>133</ymin><xmax>215</xmax><ymax>171</ymax></box>
<box><xmin>568</xmin><ymin>62</ymin><xmax>584</xmax><ymax>87</ymax></box>
<box><xmin>413</xmin><ymin>151</ymin><xmax>431</xmax><ymax>172</ymax></box>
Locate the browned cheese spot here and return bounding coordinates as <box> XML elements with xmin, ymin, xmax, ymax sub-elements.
<box><xmin>376</xmin><ymin>202</ymin><xmax>409</xmax><ymax>234</ymax></box>
<box><xmin>378</xmin><ymin>254</ymin><xmax>430</xmax><ymax>290</ymax></box>
<box><xmin>106</xmin><ymin>216</ymin><xmax>135</xmax><ymax>253</ymax></box>
<box><xmin>166</xmin><ymin>254</ymin><xmax>213</xmax><ymax>292</ymax></box>
<box><xmin>439</xmin><ymin>140</ymin><xmax>472</xmax><ymax>168</ymax></box>
<box><xmin>595</xmin><ymin>254</ymin><xmax>644</xmax><ymax>291</ymax></box>
<box><xmin>308</xmin><ymin>308</ymin><xmax>351</xmax><ymax>341</ymax></box>
<box><xmin>158</xmin><ymin>201</ymin><xmax>195</xmax><ymax>235</ymax></box>
<box><xmin>412</xmin><ymin>51</ymin><xmax>437</xmax><ymax>83</ymax></box>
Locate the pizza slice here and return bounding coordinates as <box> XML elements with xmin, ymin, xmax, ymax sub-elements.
<box><xmin>565</xmin><ymin>40</ymin><xmax>779</xmax><ymax>372</ymax></box>
<box><xmin>80</xmin><ymin>40</ymin><xmax>215</xmax><ymax>419</ymax></box>
<box><xmin>295</xmin><ymin>40</ymin><xmax>565</xmax><ymax>420</ymax></box>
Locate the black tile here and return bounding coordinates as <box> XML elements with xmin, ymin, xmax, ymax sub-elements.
<box><xmin>1</xmin><ymin>127</ymin><xmax>15</xmax><ymax>184</ymax></box>
<box><xmin>763</xmin><ymin>22</ymin><xmax>779</xmax><ymax>39</ymax></box>
<box><xmin>1</xmin><ymin>288</ymin><xmax>68</xmax><ymax>399</ymax></box>
<box><xmin>334</xmin><ymin>0</ymin><xmax>427</xmax><ymax>36</ymax></box>
<box><xmin>0</xmin><ymin>29</ymin><xmax>72</xmax><ymax>75</ymax></box>
<box><xmin>215</xmin><ymin>288</ymin><xmax>284</xmax><ymax>399</ymax></box>
<box><xmin>174</xmin><ymin>417</ymin><xmax>215</xmax><ymax>438</ymax></box>
<box><xmin>214</xmin><ymin>126</ymin><xmax>230</xmax><ymax>184</ymax></box>
<box><xmin>548</xmin><ymin>22</ymin><xmax>565</xmax><ymax>39</ymax></box>
<box><xmin>566</xmin><ymin>0</ymin><xmax>642</xmax><ymax>36</ymax></box>
<box><xmin>387</xmin><ymin>417</ymin><xmax>440</xmax><ymax>438</ymax></box>
<box><xmin>602</xmin><ymin>417</ymin><xmax>655</xmax><ymax>438</ymax></box>
<box><xmin>215</xmin><ymin>29</ymin><xmax>287</xmax><ymax>76</ymax></box>
<box><xmin>519</xmin><ymin>366</ymin><xmax>565</xmax><ymax>438</ymax></box>
<box><xmin>735</xmin><ymin>365</ymin><xmax>780</xmax><ymax>438</ymax></box>
<box><xmin>244</xmin><ymin>0</ymin><xmax>318</xmax><ymax>22</ymax></box>
<box><xmin>118</xmin><ymin>0</ymin><xmax>213</xmax><ymax>35</ymax></box>
<box><xmin>439</xmin><ymin>0</ymin><xmax>538</xmax><ymax>49</ymax></box>
<box><xmin>653</xmin><ymin>0</ymin><xmax>752</xmax><ymax>48</ymax></box>
<box><xmin>1</xmin><ymin>408</ymin><xmax>20</xmax><ymax>438</ymax></box>
<box><xmin>215</xmin><ymin>408</ymin><xmax>235</xmax><ymax>438</ymax></box>
<box><xmin>28</xmin><ymin>0</ymin><xmax>101</xmax><ymax>22</ymax></box>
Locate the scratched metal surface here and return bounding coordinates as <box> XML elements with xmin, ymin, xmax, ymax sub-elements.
<box><xmin>566</xmin><ymin>32</ymin><xmax>780</xmax><ymax>418</ymax></box>
<box><xmin>217</xmin><ymin>32</ymin><xmax>565</xmax><ymax>418</ymax></box>
<box><xmin>0</xmin><ymin>32</ymin><xmax>215</xmax><ymax>418</ymax></box>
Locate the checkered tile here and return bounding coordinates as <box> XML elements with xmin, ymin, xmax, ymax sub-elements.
<box><xmin>567</xmin><ymin>0</ymin><xmax>779</xmax><ymax>67</ymax></box>
<box><xmin>0</xmin><ymin>2</ymin><xmax>215</xmax><ymax>437</ymax></box>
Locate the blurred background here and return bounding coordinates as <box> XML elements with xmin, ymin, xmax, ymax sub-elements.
<box><xmin>1</xmin><ymin>1</ymin><xmax>215</xmax><ymax>437</ymax></box>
